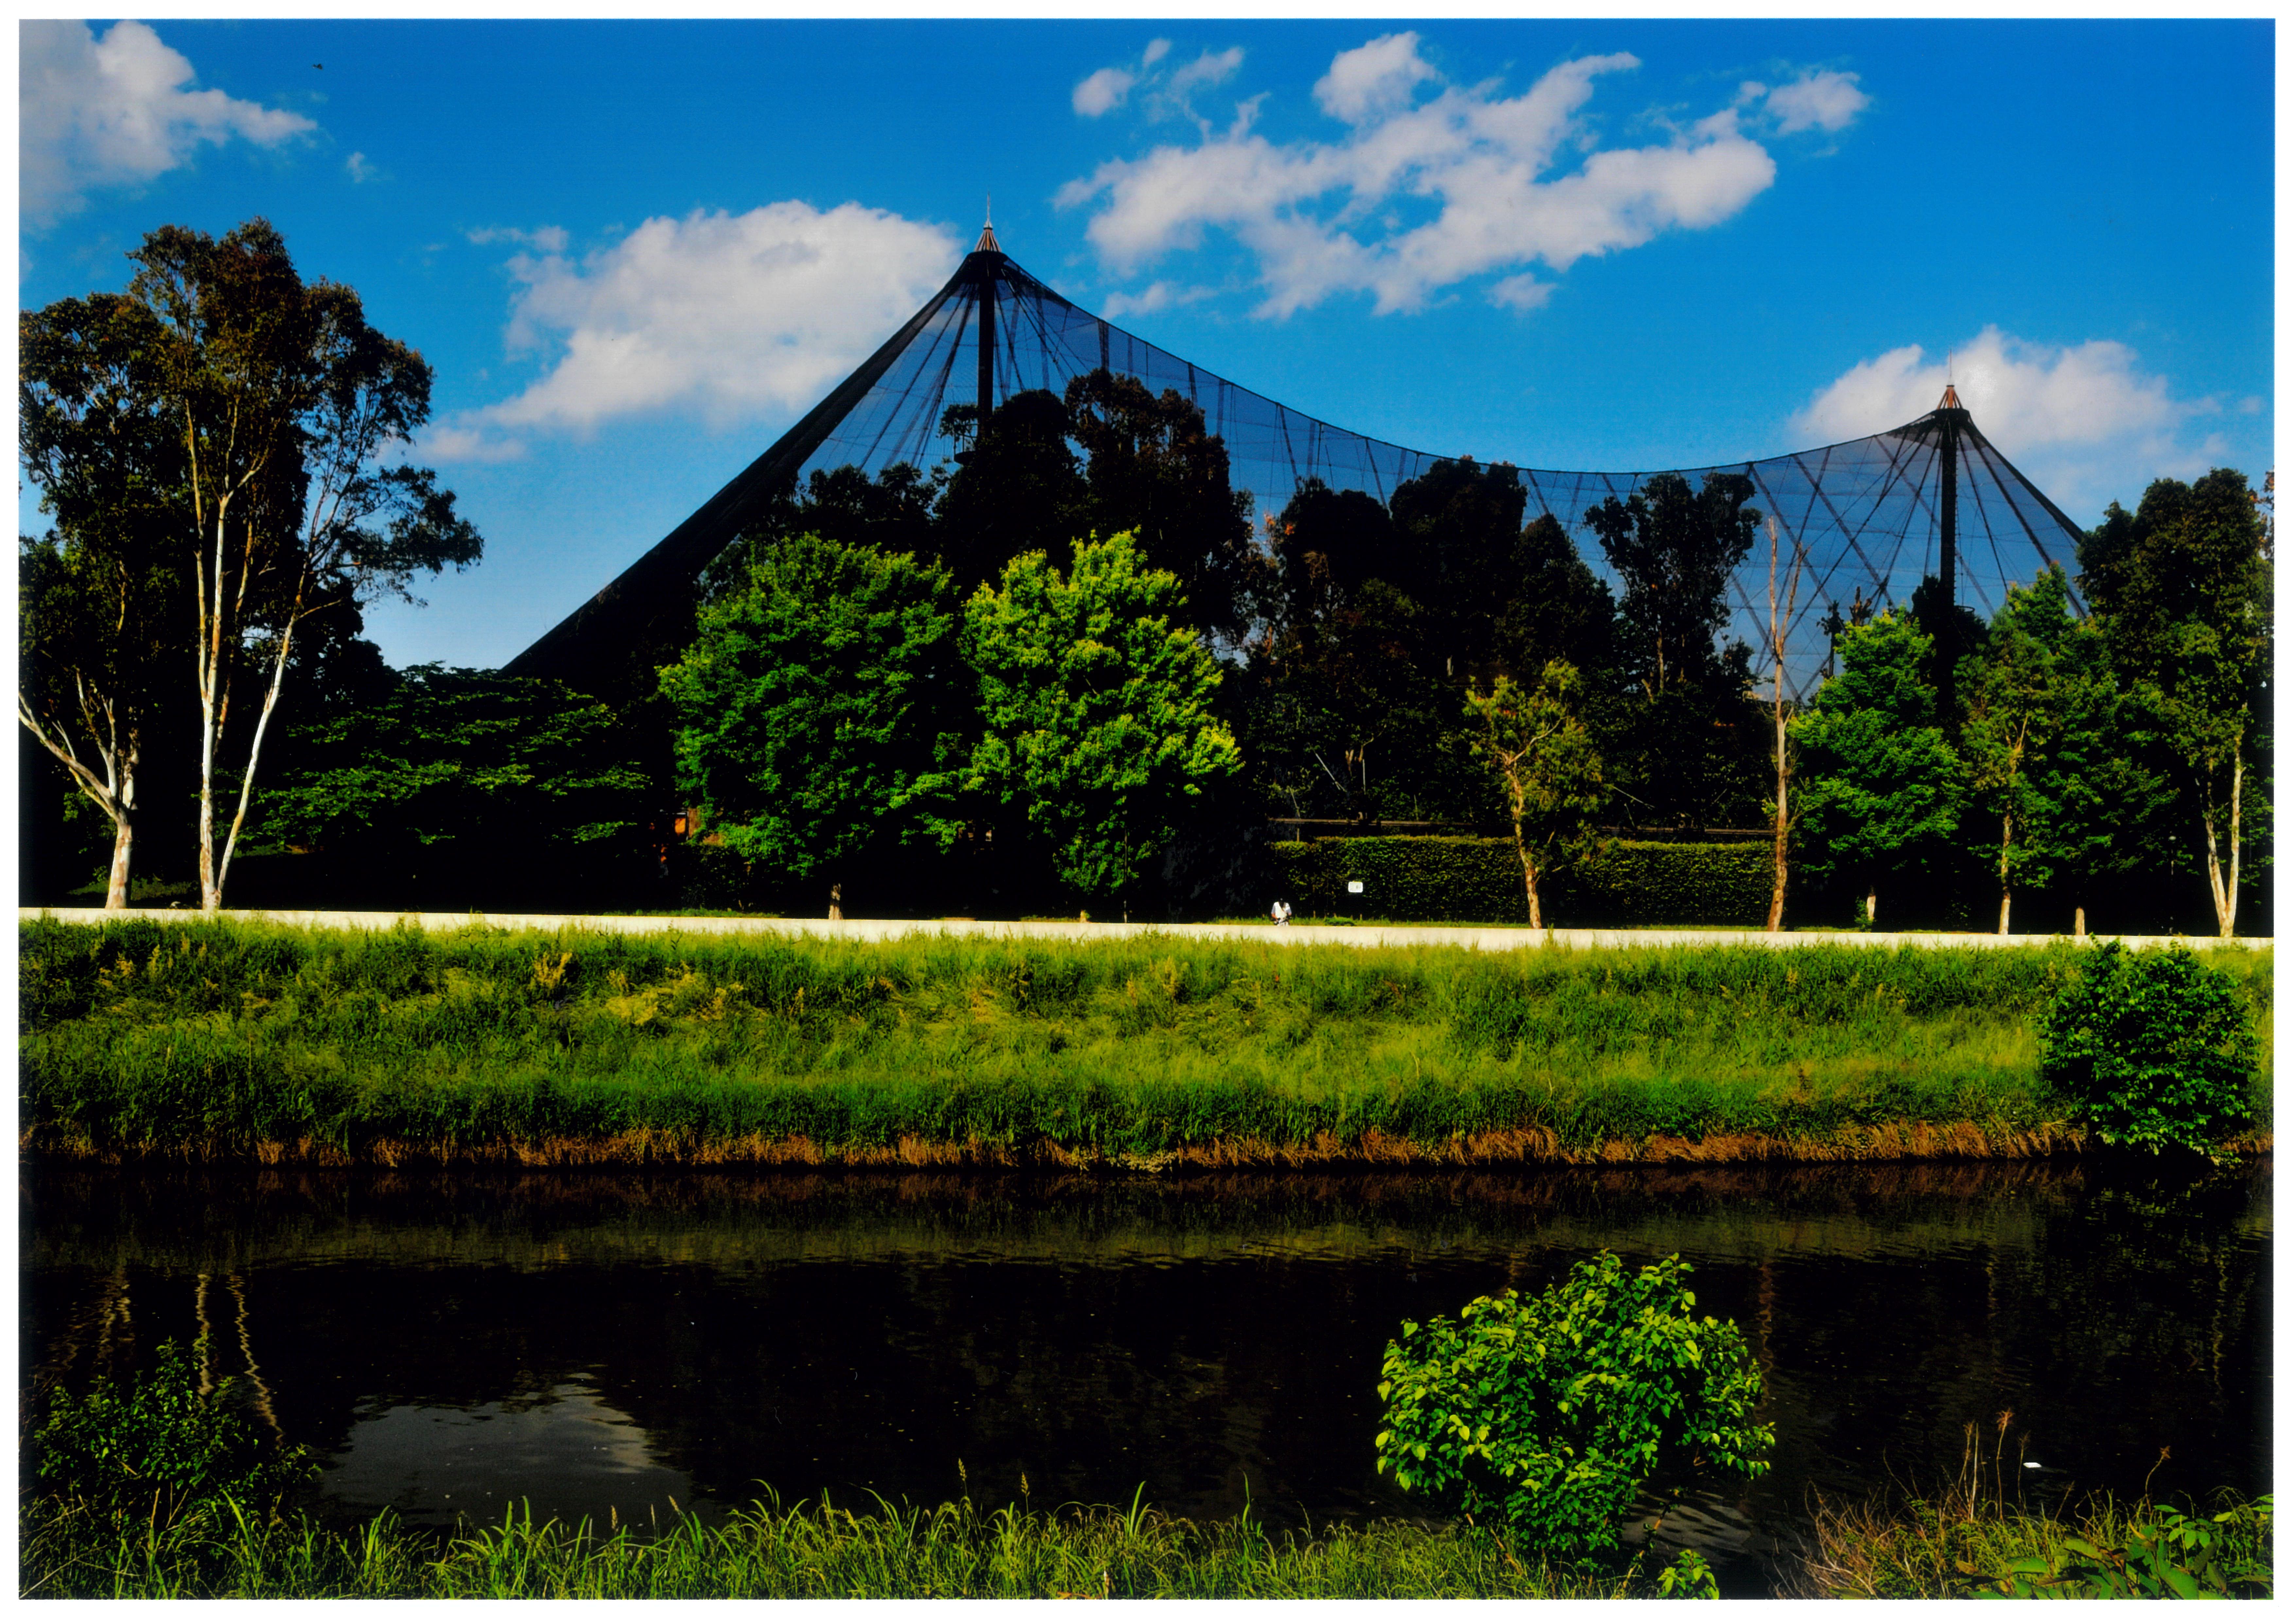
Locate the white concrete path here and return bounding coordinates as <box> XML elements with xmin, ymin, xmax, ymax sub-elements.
<box><xmin>18</xmin><ymin>907</ymin><xmax>2270</xmax><ymax>953</ymax></box>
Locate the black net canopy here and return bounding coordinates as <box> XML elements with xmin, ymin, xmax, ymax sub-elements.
<box><xmin>506</xmin><ymin>229</ymin><xmax>2087</xmax><ymax>699</ymax></box>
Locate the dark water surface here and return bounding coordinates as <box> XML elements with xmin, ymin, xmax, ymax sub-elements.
<box><xmin>23</xmin><ymin>1158</ymin><xmax>2270</xmax><ymax>1564</ymax></box>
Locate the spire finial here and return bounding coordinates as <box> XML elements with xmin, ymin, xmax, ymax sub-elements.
<box><xmin>1936</xmin><ymin>350</ymin><xmax>1962</xmax><ymax>413</ymax></box>
<box><xmin>974</xmin><ymin>197</ymin><xmax>1001</xmax><ymax>255</ymax></box>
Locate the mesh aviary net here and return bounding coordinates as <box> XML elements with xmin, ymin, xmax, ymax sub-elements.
<box><xmin>506</xmin><ymin>235</ymin><xmax>2087</xmax><ymax>698</ymax></box>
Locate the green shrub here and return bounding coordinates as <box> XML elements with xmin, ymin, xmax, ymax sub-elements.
<box><xmin>1978</xmin><ymin>1499</ymin><xmax>2274</xmax><ymax>1599</ymax></box>
<box><xmin>32</xmin><ymin>1338</ymin><xmax>313</xmax><ymax>1519</ymax></box>
<box><xmin>2037</xmin><ymin>941</ymin><xmax>2260</xmax><ymax>1157</ymax></box>
<box><xmin>1375</xmin><ymin>1253</ymin><xmax>1772</xmax><ymax>1570</ymax></box>
<box><xmin>1269</xmin><ymin>838</ymin><xmax>1771</xmax><ymax>926</ymax></box>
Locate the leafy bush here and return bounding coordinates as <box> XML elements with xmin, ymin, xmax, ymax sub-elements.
<box><xmin>32</xmin><ymin>1338</ymin><xmax>312</xmax><ymax>1520</ymax></box>
<box><xmin>1375</xmin><ymin>1252</ymin><xmax>1772</xmax><ymax>1569</ymax></box>
<box><xmin>2037</xmin><ymin>941</ymin><xmax>2259</xmax><ymax>1157</ymax></box>
<box><xmin>1976</xmin><ymin>1499</ymin><xmax>2274</xmax><ymax>1599</ymax></box>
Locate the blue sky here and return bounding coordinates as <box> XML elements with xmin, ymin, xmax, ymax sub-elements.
<box><xmin>18</xmin><ymin>17</ymin><xmax>2274</xmax><ymax>670</ymax></box>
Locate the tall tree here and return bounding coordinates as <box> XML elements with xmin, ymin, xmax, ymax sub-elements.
<box><xmin>1389</xmin><ymin>457</ymin><xmax>1527</xmax><ymax>680</ymax></box>
<box><xmin>18</xmin><ymin>292</ymin><xmax>185</xmax><ymax>908</ymax></box>
<box><xmin>1463</xmin><ymin>662</ymin><xmax>1603</xmax><ymax>929</ymax></box>
<box><xmin>1064</xmin><ymin>368</ymin><xmax>1257</xmax><ymax>641</ymax></box>
<box><xmin>964</xmin><ymin>533</ymin><xmax>1241</xmax><ymax>910</ymax></box>
<box><xmin>1584</xmin><ymin>470</ymin><xmax>1765</xmax><ymax>827</ymax></box>
<box><xmin>2080</xmin><ymin>469</ymin><xmax>2272</xmax><ymax>937</ymax></box>
<box><xmin>1759</xmin><ymin>520</ymin><xmax>1806</xmax><ymax>932</ymax></box>
<box><xmin>660</xmin><ymin>533</ymin><xmax>961</xmax><ymax>920</ymax></box>
<box><xmin>1960</xmin><ymin>568</ymin><xmax>2071</xmax><ymax>934</ymax></box>
<box><xmin>1792</xmin><ymin>611</ymin><xmax>1964</xmax><ymax>928</ymax></box>
<box><xmin>933</xmin><ymin>390</ymin><xmax>1088</xmax><ymax>592</ymax></box>
<box><xmin>113</xmin><ymin>219</ymin><xmax>481</xmax><ymax>910</ymax></box>
<box><xmin>1490</xmin><ymin>513</ymin><xmax>1617</xmax><ymax>684</ymax></box>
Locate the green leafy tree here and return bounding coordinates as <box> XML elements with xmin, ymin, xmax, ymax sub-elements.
<box><xmin>1389</xmin><ymin>457</ymin><xmax>1528</xmax><ymax>679</ymax></box>
<box><xmin>2038</xmin><ymin>942</ymin><xmax>2259</xmax><ymax>1159</ymax></box>
<box><xmin>964</xmin><ymin>532</ymin><xmax>1241</xmax><ymax>909</ymax></box>
<box><xmin>1464</xmin><ymin>662</ymin><xmax>1603</xmax><ymax>928</ymax></box>
<box><xmin>1793</xmin><ymin>611</ymin><xmax>1964</xmax><ymax>928</ymax></box>
<box><xmin>76</xmin><ymin>219</ymin><xmax>483</xmax><ymax>910</ymax></box>
<box><xmin>661</xmin><ymin>533</ymin><xmax>961</xmax><ymax>918</ymax></box>
<box><xmin>1377</xmin><ymin>1252</ymin><xmax>1772</xmax><ymax>1570</ymax></box>
<box><xmin>1064</xmin><ymin>368</ymin><xmax>1257</xmax><ymax>640</ymax></box>
<box><xmin>2038</xmin><ymin>616</ymin><xmax>2179</xmax><ymax>935</ymax></box>
<box><xmin>1584</xmin><ymin>471</ymin><xmax>1765</xmax><ymax>827</ymax></box>
<box><xmin>2081</xmin><ymin>470</ymin><xmax>2272</xmax><ymax>938</ymax></box>
<box><xmin>262</xmin><ymin>664</ymin><xmax>649</xmax><ymax>908</ymax></box>
<box><xmin>1960</xmin><ymin>568</ymin><xmax>2074</xmax><ymax>934</ymax></box>
<box><xmin>1491</xmin><ymin>513</ymin><xmax>1618</xmax><ymax>686</ymax></box>
<box><xmin>934</xmin><ymin>390</ymin><xmax>1089</xmax><ymax>592</ymax></box>
<box><xmin>18</xmin><ymin>291</ymin><xmax>186</xmax><ymax>908</ymax></box>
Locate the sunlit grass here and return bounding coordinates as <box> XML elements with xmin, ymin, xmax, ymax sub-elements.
<box><xmin>20</xmin><ymin>1488</ymin><xmax>1628</xmax><ymax>1600</ymax></box>
<box><xmin>19</xmin><ymin>916</ymin><xmax>2270</xmax><ymax>1162</ymax></box>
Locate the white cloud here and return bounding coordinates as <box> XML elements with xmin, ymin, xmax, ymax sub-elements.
<box><xmin>1792</xmin><ymin>327</ymin><xmax>2225</xmax><ymax>518</ymax></box>
<box><xmin>19</xmin><ymin>19</ymin><xmax>315</xmax><ymax>225</ymax></box>
<box><xmin>1760</xmin><ymin>70</ymin><xmax>1870</xmax><ymax>135</ymax></box>
<box><xmin>345</xmin><ymin>150</ymin><xmax>375</xmax><ymax>184</ymax></box>
<box><xmin>1074</xmin><ymin>67</ymin><xmax>1135</xmax><ymax>118</ymax></box>
<box><xmin>1099</xmin><ymin>279</ymin><xmax>1216</xmax><ymax>317</ymax></box>
<box><xmin>468</xmin><ymin>224</ymin><xmax>570</xmax><ymax>253</ymax></box>
<box><xmin>1075</xmin><ymin>39</ymin><xmax>1244</xmax><ymax>130</ymax></box>
<box><xmin>1061</xmin><ymin>39</ymin><xmax>1797</xmax><ymax>319</ymax></box>
<box><xmin>426</xmin><ymin>200</ymin><xmax>957</xmax><ymax>461</ymax></box>
<box><xmin>1313</xmin><ymin>32</ymin><xmax>1439</xmax><ymax>125</ymax></box>
<box><xmin>1488</xmin><ymin>273</ymin><xmax>1553</xmax><ymax>311</ymax></box>
<box><xmin>1168</xmin><ymin>47</ymin><xmax>1246</xmax><ymax>102</ymax></box>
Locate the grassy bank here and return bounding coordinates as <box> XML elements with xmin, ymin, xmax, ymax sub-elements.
<box><xmin>19</xmin><ymin>916</ymin><xmax>2271</xmax><ymax>1165</ymax></box>
<box><xmin>20</xmin><ymin>1489</ymin><xmax>1634</xmax><ymax>1600</ymax></box>
<box><xmin>22</xmin><ymin>1480</ymin><xmax>2271</xmax><ymax>1600</ymax></box>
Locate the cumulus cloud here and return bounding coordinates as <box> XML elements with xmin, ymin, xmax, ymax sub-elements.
<box><xmin>1074</xmin><ymin>66</ymin><xmax>1135</xmax><ymax>118</ymax></box>
<box><xmin>1313</xmin><ymin>33</ymin><xmax>1439</xmax><ymax>124</ymax></box>
<box><xmin>1792</xmin><ymin>327</ymin><xmax>2226</xmax><ymax>518</ymax></box>
<box><xmin>345</xmin><ymin>150</ymin><xmax>376</xmax><ymax>183</ymax></box>
<box><xmin>20</xmin><ymin>19</ymin><xmax>315</xmax><ymax>225</ymax></box>
<box><xmin>1746</xmin><ymin>69</ymin><xmax>1870</xmax><ymax>135</ymax></box>
<box><xmin>1060</xmin><ymin>35</ymin><xmax>1805</xmax><ymax>319</ymax></box>
<box><xmin>425</xmin><ymin>201</ymin><xmax>957</xmax><ymax>461</ymax></box>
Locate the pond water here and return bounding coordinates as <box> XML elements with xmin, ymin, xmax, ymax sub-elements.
<box><xmin>22</xmin><ymin>1158</ymin><xmax>2270</xmax><ymax>1583</ymax></box>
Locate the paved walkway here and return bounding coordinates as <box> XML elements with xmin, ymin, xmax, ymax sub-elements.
<box><xmin>18</xmin><ymin>907</ymin><xmax>2270</xmax><ymax>953</ymax></box>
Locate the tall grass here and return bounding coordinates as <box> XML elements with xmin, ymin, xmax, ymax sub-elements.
<box><xmin>21</xmin><ymin>1487</ymin><xmax>1629</xmax><ymax>1600</ymax></box>
<box><xmin>1799</xmin><ymin>1418</ymin><xmax>2274</xmax><ymax>1599</ymax></box>
<box><xmin>19</xmin><ymin>917</ymin><xmax>2271</xmax><ymax>1162</ymax></box>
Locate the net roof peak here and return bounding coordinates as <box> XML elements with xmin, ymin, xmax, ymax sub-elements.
<box><xmin>503</xmin><ymin>240</ymin><xmax>2089</xmax><ymax>703</ymax></box>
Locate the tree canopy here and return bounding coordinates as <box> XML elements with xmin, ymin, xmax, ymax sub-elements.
<box><xmin>963</xmin><ymin>533</ymin><xmax>1241</xmax><ymax>909</ymax></box>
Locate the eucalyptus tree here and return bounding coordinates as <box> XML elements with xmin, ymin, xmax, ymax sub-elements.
<box><xmin>2081</xmin><ymin>469</ymin><xmax>2272</xmax><ymax>937</ymax></box>
<box><xmin>18</xmin><ymin>291</ymin><xmax>184</xmax><ymax>907</ymax></box>
<box><xmin>69</xmin><ymin>219</ymin><xmax>484</xmax><ymax>910</ymax></box>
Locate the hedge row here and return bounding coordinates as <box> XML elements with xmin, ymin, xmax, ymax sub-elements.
<box><xmin>1269</xmin><ymin>837</ymin><xmax>1775</xmax><ymax>927</ymax></box>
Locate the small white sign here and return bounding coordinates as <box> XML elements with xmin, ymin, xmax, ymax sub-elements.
<box><xmin>1347</xmin><ymin>880</ymin><xmax>1365</xmax><ymax>894</ymax></box>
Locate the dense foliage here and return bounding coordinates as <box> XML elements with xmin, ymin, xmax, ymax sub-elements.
<box><xmin>1376</xmin><ymin>1253</ymin><xmax>1771</xmax><ymax>1567</ymax></box>
<box><xmin>964</xmin><ymin>533</ymin><xmax>1241</xmax><ymax>908</ymax></box>
<box><xmin>661</xmin><ymin>533</ymin><xmax>962</xmax><ymax>915</ymax></box>
<box><xmin>2037</xmin><ymin>941</ymin><xmax>2260</xmax><ymax>1157</ymax></box>
<box><xmin>31</xmin><ymin>1338</ymin><xmax>313</xmax><ymax>1522</ymax></box>
<box><xmin>1268</xmin><ymin>837</ymin><xmax>1772</xmax><ymax>927</ymax></box>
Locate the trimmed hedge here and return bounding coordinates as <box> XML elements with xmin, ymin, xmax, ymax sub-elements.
<box><xmin>1270</xmin><ymin>837</ymin><xmax>1774</xmax><ymax>927</ymax></box>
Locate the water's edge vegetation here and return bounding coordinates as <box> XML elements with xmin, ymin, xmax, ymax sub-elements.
<box><xmin>19</xmin><ymin>1481</ymin><xmax>2273</xmax><ymax>1600</ymax></box>
<box><xmin>19</xmin><ymin>916</ymin><xmax>2272</xmax><ymax>1165</ymax></box>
